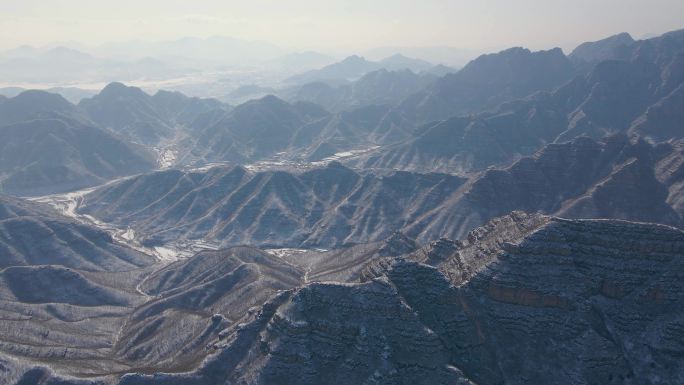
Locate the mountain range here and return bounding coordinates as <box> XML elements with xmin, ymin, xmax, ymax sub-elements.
<box><xmin>79</xmin><ymin>82</ymin><xmax>227</xmax><ymax>146</ymax></box>
<box><xmin>0</xmin><ymin>91</ymin><xmax>156</xmax><ymax>196</ymax></box>
<box><xmin>76</xmin><ymin>133</ymin><xmax>684</xmax><ymax>251</ymax></box>
<box><xmin>285</xmin><ymin>54</ymin><xmax>435</xmax><ymax>84</ymax></box>
<box><xmin>284</xmin><ymin>68</ymin><xmax>438</xmax><ymax>112</ymax></box>
<box><xmin>5</xmin><ymin>212</ymin><xmax>684</xmax><ymax>384</ymax></box>
<box><xmin>0</xmin><ymin>46</ymin><xmax>191</xmax><ymax>84</ymax></box>
<box><xmin>2</xmin><ymin>28</ymin><xmax>684</xmax><ymax>385</ymax></box>
<box><xmin>348</xmin><ymin>30</ymin><xmax>684</xmax><ymax>173</ymax></box>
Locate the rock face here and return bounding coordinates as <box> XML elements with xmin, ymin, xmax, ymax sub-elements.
<box><xmin>277</xmin><ymin>231</ymin><xmax>420</xmax><ymax>283</ymax></box>
<box><xmin>113</xmin><ymin>247</ymin><xmax>302</xmax><ymax>372</ymax></box>
<box><xmin>86</xmin><ymin>213</ymin><xmax>684</xmax><ymax>385</ymax></box>
<box><xmin>117</xmin><ymin>282</ymin><xmax>473</xmax><ymax>385</ymax></box>
<box><xmin>416</xmin><ymin>212</ymin><xmax>684</xmax><ymax>384</ymax></box>
<box><xmin>3</xmin><ymin>213</ymin><xmax>684</xmax><ymax>385</ymax></box>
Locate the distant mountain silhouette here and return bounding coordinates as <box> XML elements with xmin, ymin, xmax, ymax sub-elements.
<box><xmin>286</xmin><ymin>69</ymin><xmax>436</xmax><ymax>112</ymax></box>
<box><xmin>287</xmin><ymin>54</ymin><xmax>434</xmax><ymax>84</ymax></box>
<box><xmin>80</xmin><ymin>134</ymin><xmax>684</xmax><ymax>249</ymax></box>
<box><xmin>0</xmin><ymin>46</ymin><xmax>189</xmax><ymax>83</ymax></box>
<box><xmin>378</xmin><ymin>53</ymin><xmax>433</xmax><ymax>71</ymax></box>
<box><xmin>569</xmin><ymin>32</ymin><xmax>634</xmax><ymax>64</ymax></box>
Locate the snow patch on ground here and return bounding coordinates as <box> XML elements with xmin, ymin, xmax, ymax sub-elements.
<box><xmin>312</xmin><ymin>146</ymin><xmax>380</xmax><ymax>166</ymax></box>
<box><xmin>156</xmin><ymin>148</ymin><xmax>177</xmax><ymax>169</ymax></box>
<box><xmin>265</xmin><ymin>248</ymin><xmax>310</xmax><ymax>259</ymax></box>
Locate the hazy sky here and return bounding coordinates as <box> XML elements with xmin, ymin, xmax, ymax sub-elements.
<box><xmin>1</xmin><ymin>0</ymin><xmax>683</xmax><ymax>52</ymax></box>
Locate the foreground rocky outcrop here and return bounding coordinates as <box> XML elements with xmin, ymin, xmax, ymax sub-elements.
<box><xmin>13</xmin><ymin>212</ymin><xmax>680</xmax><ymax>385</ymax></box>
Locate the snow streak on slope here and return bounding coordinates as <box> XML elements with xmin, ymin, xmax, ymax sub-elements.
<box><xmin>29</xmin><ymin>178</ymin><xmax>219</xmax><ymax>262</ymax></box>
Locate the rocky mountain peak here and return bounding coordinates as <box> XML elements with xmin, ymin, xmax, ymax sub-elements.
<box><xmin>570</xmin><ymin>32</ymin><xmax>635</xmax><ymax>63</ymax></box>
<box><xmin>96</xmin><ymin>81</ymin><xmax>148</xmax><ymax>100</ymax></box>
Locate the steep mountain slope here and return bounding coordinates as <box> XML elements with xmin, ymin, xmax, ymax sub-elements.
<box><xmin>296</xmin><ymin>104</ymin><xmax>415</xmax><ymax>161</ymax></box>
<box><xmin>113</xmin><ymin>247</ymin><xmax>302</xmax><ymax>372</ymax></box>
<box><xmin>286</xmin><ymin>69</ymin><xmax>436</xmax><ymax>112</ymax></box>
<box><xmin>281</xmin><ymin>231</ymin><xmax>419</xmax><ymax>283</ymax></box>
<box><xmin>0</xmin><ymin>89</ymin><xmax>87</xmax><ymax>127</ymax></box>
<box><xmin>286</xmin><ymin>55</ymin><xmax>380</xmax><ymax>84</ymax></box>
<box><xmin>79</xmin><ymin>134</ymin><xmax>683</xmax><ymax>249</ymax></box>
<box><xmin>107</xmin><ymin>213</ymin><xmax>684</xmax><ymax>385</ymax></box>
<box><xmin>401</xmin><ymin>134</ymin><xmax>682</xmax><ymax>241</ymax></box>
<box><xmin>629</xmin><ymin>82</ymin><xmax>684</xmax><ymax>141</ymax></box>
<box><xmin>79</xmin><ymin>83</ymin><xmax>227</xmax><ymax>145</ymax></box>
<box><xmin>378</xmin><ymin>53</ymin><xmax>433</xmax><ymax>72</ymax></box>
<box><xmin>569</xmin><ymin>32</ymin><xmax>635</xmax><ymax>64</ymax></box>
<box><xmin>352</xmin><ymin>94</ymin><xmax>568</xmax><ymax>173</ymax></box>
<box><xmin>79</xmin><ymin>162</ymin><xmax>467</xmax><ymax>248</ymax></box>
<box><xmin>0</xmin><ymin>265</ymin><xmax>151</xmax><ymax>378</ymax></box>
<box><xmin>0</xmin><ymin>118</ymin><xmax>156</xmax><ymax>196</ymax></box>
<box><xmin>0</xmin><ymin>265</ymin><xmax>139</xmax><ymax>307</ymax></box>
<box><xmin>0</xmin><ymin>195</ymin><xmax>155</xmax><ymax>271</ymax></box>
<box><xmin>0</xmin><ymin>91</ymin><xmax>156</xmax><ymax>196</ymax></box>
<box><xmin>397</xmin><ymin>47</ymin><xmax>574</xmax><ymax>123</ymax></box>
<box><xmin>180</xmin><ymin>95</ymin><xmax>329</xmax><ymax>164</ymax></box>
<box><xmin>175</xmin><ymin>93</ymin><xmax>420</xmax><ymax>165</ymax></box>
<box><xmin>78</xmin><ymin>82</ymin><xmax>175</xmax><ymax>145</ymax></box>
<box><xmin>0</xmin><ymin>196</ymin><xmax>157</xmax><ymax>379</ymax></box>
<box><xmin>150</xmin><ymin>90</ymin><xmax>227</xmax><ymax>129</ymax></box>
<box><xmin>352</xmin><ymin>31</ymin><xmax>684</xmax><ymax>173</ymax></box>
